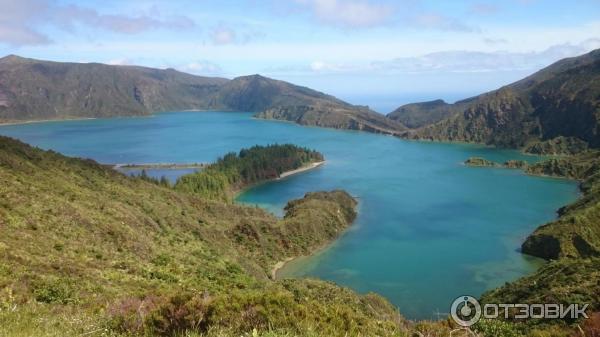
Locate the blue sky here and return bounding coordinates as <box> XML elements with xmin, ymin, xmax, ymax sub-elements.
<box><xmin>1</xmin><ymin>0</ymin><xmax>599</xmax><ymax>112</ymax></box>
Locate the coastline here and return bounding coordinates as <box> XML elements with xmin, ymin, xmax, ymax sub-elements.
<box><xmin>234</xmin><ymin>160</ymin><xmax>325</xmax><ymax>199</ymax></box>
<box><xmin>271</xmin><ymin>257</ymin><xmax>295</xmax><ymax>279</ymax></box>
<box><xmin>113</xmin><ymin>162</ymin><xmax>208</xmax><ymax>170</ymax></box>
<box><xmin>271</xmin><ymin>195</ymin><xmax>358</xmax><ymax>280</ymax></box>
<box><xmin>278</xmin><ymin>161</ymin><xmax>324</xmax><ymax>179</ymax></box>
<box><xmin>0</xmin><ymin>110</ymin><xmax>251</xmax><ymax>127</ymax></box>
<box><xmin>0</xmin><ymin>117</ymin><xmax>98</xmax><ymax>126</ymax></box>
<box><xmin>270</xmin><ymin>225</ymin><xmax>347</xmax><ymax>280</ymax></box>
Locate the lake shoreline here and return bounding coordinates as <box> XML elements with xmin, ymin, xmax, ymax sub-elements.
<box><xmin>234</xmin><ymin>161</ymin><xmax>325</xmax><ymax>200</ymax></box>
<box><xmin>0</xmin><ymin>117</ymin><xmax>98</xmax><ymax>126</ymax></box>
<box><xmin>278</xmin><ymin>161</ymin><xmax>324</xmax><ymax>179</ymax></box>
<box><xmin>271</xmin><ymin>241</ymin><xmax>335</xmax><ymax>280</ymax></box>
<box><xmin>0</xmin><ymin>111</ymin><xmax>578</xmax><ymax>319</ymax></box>
<box><xmin>113</xmin><ymin>162</ymin><xmax>208</xmax><ymax>170</ymax></box>
<box><xmin>270</xmin><ymin>201</ymin><xmax>357</xmax><ymax>280</ymax></box>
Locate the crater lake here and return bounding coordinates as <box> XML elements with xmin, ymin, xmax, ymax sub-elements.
<box><xmin>0</xmin><ymin>111</ymin><xmax>579</xmax><ymax>319</ymax></box>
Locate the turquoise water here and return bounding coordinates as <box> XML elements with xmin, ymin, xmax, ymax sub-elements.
<box><xmin>0</xmin><ymin>111</ymin><xmax>579</xmax><ymax>319</ymax></box>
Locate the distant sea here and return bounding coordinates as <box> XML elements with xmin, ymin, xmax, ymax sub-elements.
<box><xmin>340</xmin><ymin>92</ymin><xmax>478</xmax><ymax>114</ymax></box>
<box><xmin>0</xmin><ymin>111</ymin><xmax>578</xmax><ymax>319</ymax></box>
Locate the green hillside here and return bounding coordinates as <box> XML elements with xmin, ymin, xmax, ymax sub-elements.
<box><xmin>1</xmin><ymin>134</ymin><xmax>596</xmax><ymax>336</ymax></box>
<box><xmin>255</xmin><ymin>104</ymin><xmax>406</xmax><ymax>135</ymax></box>
<box><xmin>0</xmin><ymin>136</ymin><xmax>410</xmax><ymax>337</ymax></box>
<box><xmin>400</xmin><ymin>49</ymin><xmax>600</xmax><ymax>152</ymax></box>
<box><xmin>387</xmin><ymin>99</ymin><xmax>458</xmax><ymax>129</ymax></box>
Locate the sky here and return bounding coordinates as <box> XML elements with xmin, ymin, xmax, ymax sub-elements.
<box><xmin>1</xmin><ymin>0</ymin><xmax>599</xmax><ymax>112</ymax></box>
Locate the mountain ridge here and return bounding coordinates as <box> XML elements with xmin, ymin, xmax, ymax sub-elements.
<box><xmin>398</xmin><ymin>48</ymin><xmax>600</xmax><ymax>151</ymax></box>
<box><xmin>386</xmin><ymin>99</ymin><xmax>458</xmax><ymax>128</ymax></box>
<box><xmin>0</xmin><ymin>55</ymin><xmax>401</xmax><ymax>134</ymax></box>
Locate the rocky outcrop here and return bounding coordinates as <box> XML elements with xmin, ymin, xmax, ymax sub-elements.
<box><xmin>464</xmin><ymin>157</ymin><xmax>500</xmax><ymax>167</ymax></box>
<box><xmin>523</xmin><ymin>136</ymin><xmax>589</xmax><ymax>155</ymax></box>
<box><xmin>503</xmin><ymin>160</ymin><xmax>529</xmax><ymax>169</ymax></box>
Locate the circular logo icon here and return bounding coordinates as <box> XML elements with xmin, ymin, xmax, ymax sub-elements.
<box><xmin>450</xmin><ymin>296</ymin><xmax>482</xmax><ymax>327</ymax></box>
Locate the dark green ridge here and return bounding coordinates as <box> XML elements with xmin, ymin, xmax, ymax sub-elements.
<box><xmin>399</xmin><ymin>49</ymin><xmax>600</xmax><ymax>152</ymax></box>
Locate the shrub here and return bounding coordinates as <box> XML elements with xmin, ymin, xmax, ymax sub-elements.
<box><xmin>474</xmin><ymin>319</ymin><xmax>524</xmax><ymax>337</ymax></box>
<box><xmin>32</xmin><ymin>278</ymin><xmax>76</xmax><ymax>304</ymax></box>
<box><xmin>109</xmin><ymin>293</ymin><xmax>213</xmax><ymax>335</ymax></box>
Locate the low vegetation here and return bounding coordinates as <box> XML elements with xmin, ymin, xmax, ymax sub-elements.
<box><xmin>464</xmin><ymin>157</ymin><xmax>501</xmax><ymax>167</ymax></box>
<box><xmin>1</xmin><ymin>134</ymin><xmax>599</xmax><ymax>336</ymax></box>
<box><xmin>0</xmin><ymin>136</ymin><xmax>413</xmax><ymax>336</ymax></box>
<box><xmin>523</xmin><ymin>137</ymin><xmax>589</xmax><ymax>155</ymax></box>
<box><xmin>521</xmin><ymin>151</ymin><xmax>600</xmax><ymax>259</ymax></box>
<box><xmin>464</xmin><ymin>157</ymin><xmax>528</xmax><ymax>170</ymax></box>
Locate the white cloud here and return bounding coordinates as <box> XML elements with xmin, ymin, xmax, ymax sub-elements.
<box><xmin>484</xmin><ymin>38</ymin><xmax>508</xmax><ymax>45</ymax></box>
<box><xmin>266</xmin><ymin>39</ymin><xmax>600</xmax><ymax>76</ymax></box>
<box><xmin>211</xmin><ymin>26</ymin><xmax>236</xmax><ymax>45</ymax></box>
<box><xmin>180</xmin><ymin>61</ymin><xmax>223</xmax><ymax>76</ymax></box>
<box><xmin>0</xmin><ymin>0</ymin><xmax>52</xmax><ymax>45</ymax></box>
<box><xmin>0</xmin><ymin>0</ymin><xmax>196</xmax><ymax>46</ymax></box>
<box><xmin>309</xmin><ymin>60</ymin><xmax>351</xmax><ymax>72</ymax></box>
<box><xmin>294</xmin><ymin>0</ymin><xmax>394</xmax><ymax>28</ymax></box>
<box><xmin>410</xmin><ymin>13</ymin><xmax>479</xmax><ymax>32</ymax></box>
<box><xmin>372</xmin><ymin>39</ymin><xmax>600</xmax><ymax>73</ymax></box>
<box><xmin>283</xmin><ymin>0</ymin><xmax>477</xmax><ymax>32</ymax></box>
<box><xmin>469</xmin><ymin>3</ymin><xmax>500</xmax><ymax>15</ymax></box>
<box><xmin>310</xmin><ymin>60</ymin><xmax>335</xmax><ymax>71</ymax></box>
<box><xmin>0</xmin><ymin>25</ymin><xmax>50</xmax><ymax>46</ymax></box>
<box><xmin>209</xmin><ymin>23</ymin><xmax>266</xmax><ymax>45</ymax></box>
<box><xmin>107</xmin><ymin>58</ymin><xmax>132</xmax><ymax>66</ymax></box>
<box><xmin>54</xmin><ymin>5</ymin><xmax>196</xmax><ymax>34</ymax></box>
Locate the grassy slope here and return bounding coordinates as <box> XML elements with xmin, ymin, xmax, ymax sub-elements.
<box><xmin>0</xmin><ymin>136</ymin><xmax>593</xmax><ymax>336</ymax></box>
<box><xmin>522</xmin><ymin>151</ymin><xmax>600</xmax><ymax>259</ymax></box>
<box><xmin>386</xmin><ymin>99</ymin><xmax>458</xmax><ymax>129</ymax></box>
<box><xmin>0</xmin><ymin>136</ymin><xmax>410</xmax><ymax>337</ymax></box>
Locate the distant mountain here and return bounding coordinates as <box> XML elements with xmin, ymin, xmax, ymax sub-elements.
<box><xmin>0</xmin><ymin>55</ymin><xmax>390</xmax><ymax>131</ymax></box>
<box><xmin>398</xmin><ymin>49</ymin><xmax>600</xmax><ymax>151</ymax></box>
<box><xmin>0</xmin><ymin>55</ymin><xmax>227</xmax><ymax>121</ymax></box>
<box><xmin>224</xmin><ymin>76</ymin><xmax>407</xmax><ymax>135</ymax></box>
<box><xmin>387</xmin><ymin>99</ymin><xmax>458</xmax><ymax>128</ymax></box>
<box><xmin>211</xmin><ymin>74</ymin><xmax>351</xmax><ymax>112</ymax></box>
<box><xmin>256</xmin><ymin>104</ymin><xmax>407</xmax><ymax>135</ymax></box>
